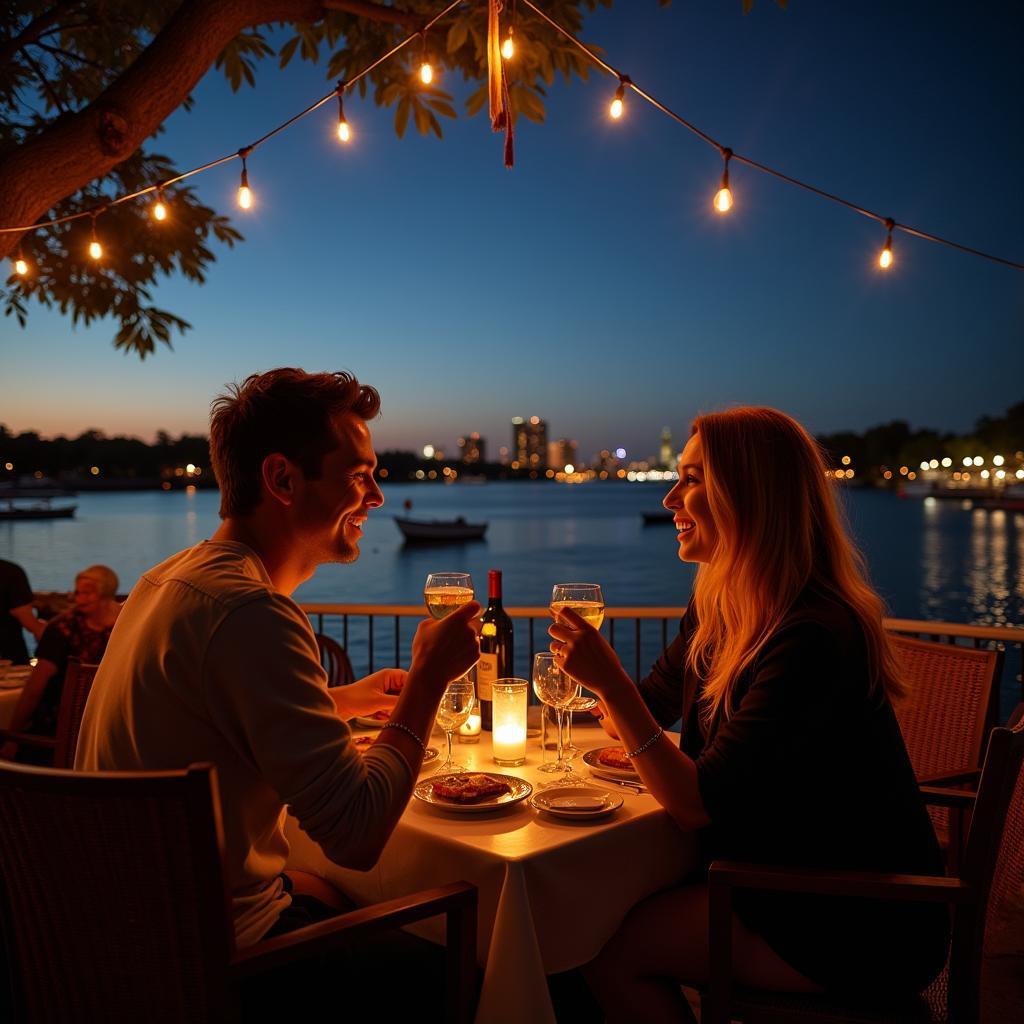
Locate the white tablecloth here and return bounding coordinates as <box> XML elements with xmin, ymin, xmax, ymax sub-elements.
<box><xmin>285</xmin><ymin>728</ymin><xmax>696</xmax><ymax>1024</ymax></box>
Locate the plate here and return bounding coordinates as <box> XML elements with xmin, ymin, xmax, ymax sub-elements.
<box><xmin>532</xmin><ymin>785</ymin><xmax>623</xmax><ymax>819</ymax></box>
<box><xmin>582</xmin><ymin>746</ymin><xmax>642</xmax><ymax>783</ymax></box>
<box><xmin>0</xmin><ymin>667</ymin><xmax>31</xmax><ymax>689</ymax></box>
<box><xmin>351</xmin><ymin>733</ymin><xmax>438</xmax><ymax>767</ymax></box>
<box><xmin>413</xmin><ymin>773</ymin><xmax>533</xmax><ymax>814</ymax></box>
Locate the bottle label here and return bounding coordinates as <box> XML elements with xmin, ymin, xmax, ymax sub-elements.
<box><xmin>476</xmin><ymin>651</ymin><xmax>498</xmax><ymax>701</ymax></box>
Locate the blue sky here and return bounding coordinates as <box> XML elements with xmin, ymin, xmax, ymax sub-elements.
<box><xmin>2</xmin><ymin>1</ymin><xmax>1021</xmax><ymax>462</ymax></box>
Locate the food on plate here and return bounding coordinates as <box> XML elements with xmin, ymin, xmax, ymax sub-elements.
<box><xmin>430</xmin><ymin>773</ymin><xmax>512</xmax><ymax>803</ymax></box>
<box><xmin>367</xmin><ymin>710</ymin><xmax>390</xmax><ymax>721</ymax></box>
<box><xmin>352</xmin><ymin>735</ymin><xmax>376</xmax><ymax>749</ymax></box>
<box><xmin>597</xmin><ymin>746</ymin><xmax>634</xmax><ymax>770</ymax></box>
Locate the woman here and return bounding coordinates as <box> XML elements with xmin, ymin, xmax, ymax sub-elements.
<box><xmin>2</xmin><ymin>565</ymin><xmax>120</xmax><ymax>758</ymax></box>
<box><xmin>549</xmin><ymin>408</ymin><xmax>948</xmax><ymax>1020</ymax></box>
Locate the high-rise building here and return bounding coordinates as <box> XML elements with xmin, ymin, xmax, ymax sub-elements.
<box><xmin>458</xmin><ymin>432</ymin><xmax>486</xmax><ymax>464</ymax></box>
<box><xmin>548</xmin><ymin>438</ymin><xmax>578</xmax><ymax>472</ymax></box>
<box><xmin>511</xmin><ymin>416</ymin><xmax>548</xmax><ymax>470</ymax></box>
<box><xmin>659</xmin><ymin>427</ymin><xmax>673</xmax><ymax>469</ymax></box>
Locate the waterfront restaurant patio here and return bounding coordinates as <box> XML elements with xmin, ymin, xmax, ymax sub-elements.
<box><xmin>2</xmin><ymin>600</ymin><xmax>1022</xmax><ymax>1023</ymax></box>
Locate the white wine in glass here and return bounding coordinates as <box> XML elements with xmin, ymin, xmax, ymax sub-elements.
<box><xmin>434</xmin><ymin>680</ymin><xmax>476</xmax><ymax>773</ymax></box>
<box><xmin>424</xmin><ymin>573</ymin><xmax>474</xmax><ymax>620</ymax></box>
<box><xmin>550</xmin><ymin>583</ymin><xmax>605</xmax><ymax>629</ymax></box>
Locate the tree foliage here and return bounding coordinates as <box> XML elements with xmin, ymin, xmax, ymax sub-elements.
<box><xmin>1</xmin><ymin>1</ymin><xmax>685</xmax><ymax>357</ymax></box>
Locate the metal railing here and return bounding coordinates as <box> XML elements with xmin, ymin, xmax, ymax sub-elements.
<box><xmin>302</xmin><ymin>603</ymin><xmax>1024</xmax><ymax>721</ymax></box>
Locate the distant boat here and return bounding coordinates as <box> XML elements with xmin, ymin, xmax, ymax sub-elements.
<box><xmin>641</xmin><ymin>511</ymin><xmax>675</xmax><ymax>525</ymax></box>
<box><xmin>394</xmin><ymin>516</ymin><xmax>488</xmax><ymax>543</ymax></box>
<box><xmin>0</xmin><ymin>484</ymin><xmax>78</xmax><ymax>521</ymax></box>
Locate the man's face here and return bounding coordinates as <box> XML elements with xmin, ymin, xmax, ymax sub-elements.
<box><xmin>73</xmin><ymin>577</ymin><xmax>102</xmax><ymax>614</ymax></box>
<box><xmin>292</xmin><ymin>411</ymin><xmax>384</xmax><ymax>565</ymax></box>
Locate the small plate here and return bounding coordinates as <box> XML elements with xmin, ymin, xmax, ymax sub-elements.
<box><xmin>414</xmin><ymin>773</ymin><xmax>532</xmax><ymax>814</ymax></box>
<box><xmin>532</xmin><ymin>785</ymin><xmax>623</xmax><ymax>819</ymax></box>
<box><xmin>351</xmin><ymin>733</ymin><xmax>439</xmax><ymax>767</ymax></box>
<box><xmin>582</xmin><ymin>746</ymin><xmax>641</xmax><ymax>782</ymax></box>
<box><xmin>353</xmin><ymin>713</ymin><xmax>391</xmax><ymax>728</ymax></box>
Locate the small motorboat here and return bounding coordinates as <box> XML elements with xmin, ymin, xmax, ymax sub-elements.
<box><xmin>641</xmin><ymin>511</ymin><xmax>675</xmax><ymax>525</ymax></box>
<box><xmin>0</xmin><ymin>485</ymin><xmax>78</xmax><ymax>521</ymax></box>
<box><xmin>394</xmin><ymin>515</ymin><xmax>488</xmax><ymax>543</ymax></box>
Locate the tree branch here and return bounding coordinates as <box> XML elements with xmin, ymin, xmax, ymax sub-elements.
<box><xmin>0</xmin><ymin>3</ymin><xmax>83</xmax><ymax>68</ymax></box>
<box><xmin>19</xmin><ymin>46</ymin><xmax>68</xmax><ymax>114</ymax></box>
<box><xmin>35</xmin><ymin>40</ymin><xmax>107</xmax><ymax>71</ymax></box>
<box><xmin>321</xmin><ymin>1</ymin><xmax>421</xmax><ymax>29</ymax></box>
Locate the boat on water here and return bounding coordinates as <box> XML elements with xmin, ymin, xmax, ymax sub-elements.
<box><xmin>394</xmin><ymin>516</ymin><xmax>488</xmax><ymax>544</ymax></box>
<box><xmin>0</xmin><ymin>484</ymin><xmax>78</xmax><ymax>521</ymax></box>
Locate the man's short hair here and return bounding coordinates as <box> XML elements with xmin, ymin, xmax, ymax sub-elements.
<box><xmin>210</xmin><ymin>368</ymin><xmax>381</xmax><ymax>519</ymax></box>
<box><xmin>76</xmin><ymin>565</ymin><xmax>119</xmax><ymax>599</ymax></box>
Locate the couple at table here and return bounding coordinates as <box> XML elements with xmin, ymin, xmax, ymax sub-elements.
<box><xmin>77</xmin><ymin>368</ymin><xmax>947</xmax><ymax>1021</ymax></box>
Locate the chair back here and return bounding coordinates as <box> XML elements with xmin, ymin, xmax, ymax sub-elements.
<box><xmin>0</xmin><ymin>761</ymin><xmax>235</xmax><ymax>1023</ymax></box>
<box><xmin>947</xmin><ymin>721</ymin><xmax>1024</xmax><ymax>1019</ymax></box>
<box><xmin>315</xmin><ymin>633</ymin><xmax>355</xmax><ymax>687</ymax></box>
<box><xmin>891</xmin><ymin>635</ymin><xmax>1002</xmax><ymax>781</ymax></box>
<box><xmin>52</xmin><ymin>659</ymin><xmax>98</xmax><ymax>769</ymax></box>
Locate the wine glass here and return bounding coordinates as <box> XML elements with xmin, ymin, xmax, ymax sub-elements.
<box><xmin>434</xmin><ymin>679</ymin><xmax>476</xmax><ymax>773</ymax></box>
<box><xmin>424</xmin><ymin>572</ymin><xmax>474</xmax><ymax>619</ymax></box>
<box><xmin>532</xmin><ymin>653</ymin><xmax>583</xmax><ymax>784</ymax></box>
<box><xmin>550</xmin><ymin>583</ymin><xmax>604</xmax><ymax>758</ymax></box>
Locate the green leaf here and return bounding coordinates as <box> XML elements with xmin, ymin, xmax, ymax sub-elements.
<box><xmin>395</xmin><ymin>96</ymin><xmax>411</xmax><ymax>138</ymax></box>
<box><xmin>279</xmin><ymin>37</ymin><xmax>300</xmax><ymax>68</ymax></box>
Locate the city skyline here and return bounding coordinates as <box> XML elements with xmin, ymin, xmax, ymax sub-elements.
<box><xmin>3</xmin><ymin>3</ymin><xmax>1021</xmax><ymax>455</ymax></box>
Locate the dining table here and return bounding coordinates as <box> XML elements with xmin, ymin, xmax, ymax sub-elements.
<box><xmin>285</xmin><ymin>722</ymin><xmax>697</xmax><ymax>1024</ymax></box>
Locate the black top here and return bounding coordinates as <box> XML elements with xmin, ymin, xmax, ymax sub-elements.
<box><xmin>0</xmin><ymin>559</ymin><xmax>33</xmax><ymax>664</ymax></box>
<box><xmin>638</xmin><ymin>586</ymin><xmax>950</xmax><ymax>995</ymax></box>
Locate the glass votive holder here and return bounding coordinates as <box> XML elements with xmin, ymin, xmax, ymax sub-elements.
<box><xmin>491</xmin><ymin>678</ymin><xmax>528</xmax><ymax>766</ymax></box>
<box><xmin>458</xmin><ymin>712</ymin><xmax>482</xmax><ymax>743</ymax></box>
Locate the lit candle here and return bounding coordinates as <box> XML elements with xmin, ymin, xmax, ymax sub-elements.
<box><xmin>491</xmin><ymin>678</ymin><xmax>528</xmax><ymax>766</ymax></box>
<box><xmin>459</xmin><ymin>712</ymin><xmax>482</xmax><ymax>743</ymax></box>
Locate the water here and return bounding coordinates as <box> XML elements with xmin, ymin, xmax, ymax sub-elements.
<box><xmin>3</xmin><ymin>483</ymin><xmax>1021</xmax><ymax>714</ymax></box>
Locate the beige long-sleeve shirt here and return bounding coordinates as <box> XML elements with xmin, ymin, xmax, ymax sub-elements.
<box><xmin>75</xmin><ymin>540</ymin><xmax>412</xmax><ymax>947</ymax></box>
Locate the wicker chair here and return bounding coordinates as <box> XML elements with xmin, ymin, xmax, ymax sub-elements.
<box><xmin>0</xmin><ymin>761</ymin><xmax>478</xmax><ymax>1023</ymax></box>
<box><xmin>314</xmin><ymin>632</ymin><xmax>355</xmax><ymax>687</ymax></box>
<box><xmin>703</xmin><ymin>720</ymin><xmax>1024</xmax><ymax>1024</ymax></box>
<box><xmin>0</xmin><ymin>658</ymin><xmax>98</xmax><ymax>768</ymax></box>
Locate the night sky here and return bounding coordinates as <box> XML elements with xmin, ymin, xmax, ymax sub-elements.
<box><xmin>2</xmin><ymin>1</ymin><xmax>1022</xmax><ymax>463</ymax></box>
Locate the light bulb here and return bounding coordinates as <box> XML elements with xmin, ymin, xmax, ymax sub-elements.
<box><xmin>238</xmin><ymin>185</ymin><xmax>252</xmax><ymax>209</ymax></box>
<box><xmin>714</xmin><ymin>187</ymin><xmax>733</xmax><ymax>213</ymax></box>
<box><xmin>609</xmin><ymin>96</ymin><xmax>623</xmax><ymax>119</ymax></box>
<box><xmin>88</xmin><ymin>240</ymin><xmax>102</xmax><ymax>260</ymax></box>
<box><xmin>14</xmin><ymin>257</ymin><xmax>28</xmax><ymax>276</ymax></box>
<box><xmin>420</xmin><ymin>61</ymin><xmax>433</xmax><ymax>85</ymax></box>
<box><xmin>152</xmin><ymin>200</ymin><xmax>167</xmax><ymax>221</ymax></box>
<box><xmin>879</xmin><ymin>245</ymin><xmax>893</xmax><ymax>269</ymax></box>
<box><xmin>502</xmin><ymin>36</ymin><xmax>514</xmax><ymax>60</ymax></box>
<box><xmin>337</xmin><ymin>119</ymin><xmax>351</xmax><ymax>142</ymax></box>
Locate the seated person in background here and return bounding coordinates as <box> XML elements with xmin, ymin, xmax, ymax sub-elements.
<box><xmin>76</xmin><ymin>367</ymin><xmax>480</xmax><ymax>949</ymax></box>
<box><xmin>550</xmin><ymin>407</ymin><xmax>949</xmax><ymax>1022</ymax></box>
<box><xmin>0</xmin><ymin>558</ymin><xmax>46</xmax><ymax>664</ymax></box>
<box><xmin>1</xmin><ymin>565</ymin><xmax>119</xmax><ymax>760</ymax></box>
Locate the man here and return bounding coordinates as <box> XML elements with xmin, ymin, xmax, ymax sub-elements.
<box><xmin>0</xmin><ymin>558</ymin><xmax>45</xmax><ymax>664</ymax></box>
<box><xmin>76</xmin><ymin>368</ymin><xmax>479</xmax><ymax>947</ymax></box>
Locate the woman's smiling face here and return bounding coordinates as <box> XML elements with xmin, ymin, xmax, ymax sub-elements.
<box><xmin>663</xmin><ymin>432</ymin><xmax>718</xmax><ymax>563</ymax></box>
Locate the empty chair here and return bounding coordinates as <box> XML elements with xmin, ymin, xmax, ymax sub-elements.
<box><xmin>314</xmin><ymin>632</ymin><xmax>355</xmax><ymax>687</ymax></box>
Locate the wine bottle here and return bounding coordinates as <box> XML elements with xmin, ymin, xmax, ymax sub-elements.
<box><xmin>477</xmin><ymin>569</ymin><xmax>514</xmax><ymax>731</ymax></box>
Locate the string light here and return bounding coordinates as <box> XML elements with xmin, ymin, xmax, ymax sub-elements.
<box><xmin>879</xmin><ymin>217</ymin><xmax>895</xmax><ymax>270</ymax></box>
<box><xmin>152</xmin><ymin>186</ymin><xmax>168</xmax><ymax>221</ymax></box>
<box><xmin>714</xmin><ymin>147</ymin><xmax>734</xmax><ymax>213</ymax></box>
<box><xmin>237</xmin><ymin>149</ymin><xmax>253</xmax><ymax>209</ymax></box>
<box><xmin>13</xmin><ymin>244</ymin><xmax>29</xmax><ymax>276</ymax></box>
<box><xmin>336</xmin><ymin>84</ymin><xmax>352</xmax><ymax>142</ymax></box>
<box><xmin>420</xmin><ymin>31</ymin><xmax>434</xmax><ymax>84</ymax></box>
<box><xmin>609</xmin><ymin>79</ymin><xmax>626</xmax><ymax>120</ymax></box>
<box><xmin>88</xmin><ymin>214</ymin><xmax>103</xmax><ymax>261</ymax></box>
<box><xmin>502</xmin><ymin>26</ymin><xmax>515</xmax><ymax>60</ymax></box>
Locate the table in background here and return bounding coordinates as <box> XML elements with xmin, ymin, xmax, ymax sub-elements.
<box><xmin>285</xmin><ymin>728</ymin><xmax>696</xmax><ymax>1024</ymax></box>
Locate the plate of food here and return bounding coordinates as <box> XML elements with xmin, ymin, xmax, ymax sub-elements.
<box><xmin>350</xmin><ymin>733</ymin><xmax>439</xmax><ymax>767</ymax></box>
<box><xmin>531</xmin><ymin>785</ymin><xmax>623</xmax><ymax>820</ymax></box>
<box><xmin>582</xmin><ymin>746</ymin><xmax>642</xmax><ymax>783</ymax></box>
<box><xmin>352</xmin><ymin>711</ymin><xmax>391</xmax><ymax>728</ymax></box>
<box><xmin>413</xmin><ymin>772</ymin><xmax>532</xmax><ymax>813</ymax></box>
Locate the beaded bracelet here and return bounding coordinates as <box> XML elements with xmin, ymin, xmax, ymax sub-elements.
<box><xmin>625</xmin><ymin>726</ymin><xmax>663</xmax><ymax>759</ymax></box>
<box><xmin>379</xmin><ymin>721</ymin><xmax>428</xmax><ymax>753</ymax></box>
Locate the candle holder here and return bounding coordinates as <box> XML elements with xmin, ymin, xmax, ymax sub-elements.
<box><xmin>458</xmin><ymin>712</ymin><xmax>482</xmax><ymax>743</ymax></box>
<box><xmin>491</xmin><ymin>678</ymin><xmax>528</xmax><ymax>766</ymax></box>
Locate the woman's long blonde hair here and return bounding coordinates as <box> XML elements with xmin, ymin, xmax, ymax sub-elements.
<box><xmin>685</xmin><ymin>407</ymin><xmax>902</xmax><ymax>723</ymax></box>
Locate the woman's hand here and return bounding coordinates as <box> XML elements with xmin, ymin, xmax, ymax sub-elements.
<box><xmin>591</xmin><ymin>699</ymin><xmax>621</xmax><ymax>740</ymax></box>
<box><xmin>548</xmin><ymin>606</ymin><xmax>632</xmax><ymax>698</ymax></box>
<box><xmin>332</xmin><ymin>668</ymin><xmax>407</xmax><ymax>719</ymax></box>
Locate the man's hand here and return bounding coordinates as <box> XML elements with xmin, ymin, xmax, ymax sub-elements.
<box><xmin>331</xmin><ymin>668</ymin><xmax>407</xmax><ymax>719</ymax></box>
<box><xmin>548</xmin><ymin>606</ymin><xmax>633</xmax><ymax>699</ymax></box>
<box><xmin>408</xmin><ymin>601</ymin><xmax>481</xmax><ymax>694</ymax></box>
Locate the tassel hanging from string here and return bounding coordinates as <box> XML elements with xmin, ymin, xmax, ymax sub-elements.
<box><xmin>487</xmin><ymin>0</ymin><xmax>514</xmax><ymax>167</ymax></box>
